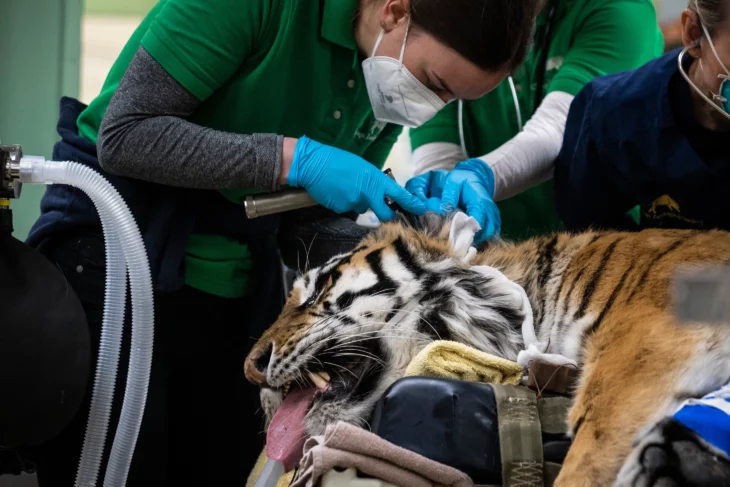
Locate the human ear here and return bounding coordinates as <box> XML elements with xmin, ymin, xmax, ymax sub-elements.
<box><xmin>681</xmin><ymin>8</ymin><xmax>703</xmax><ymax>56</ymax></box>
<box><xmin>379</xmin><ymin>0</ymin><xmax>411</xmax><ymax>31</ymax></box>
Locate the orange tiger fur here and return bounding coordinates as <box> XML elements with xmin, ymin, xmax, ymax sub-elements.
<box><xmin>246</xmin><ymin>219</ymin><xmax>730</xmax><ymax>486</ymax></box>
<box><xmin>476</xmin><ymin>229</ymin><xmax>730</xmax><ymax>485</ymax></box>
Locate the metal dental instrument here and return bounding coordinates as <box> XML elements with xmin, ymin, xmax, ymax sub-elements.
<box><xmin>244</xmin><ymin>168</ymin><xmax>399</xmax><ymax>219</ymax></box>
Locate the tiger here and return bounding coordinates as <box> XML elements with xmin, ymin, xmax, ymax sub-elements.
<box><xmin>244</xmin><ymin>212</ymin><xmax>730</xmax><ymax>486</ymax></box>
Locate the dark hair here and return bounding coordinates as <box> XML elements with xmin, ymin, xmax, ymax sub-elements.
<box><xmin>689</xmin><ymin>0</ymin><xmax>726</xmax><ymax>36</ymax></box>
<box><xmin>410</xmin><ymin>0</ymin><xmax>540</xmax><ymax>72</ymax></box>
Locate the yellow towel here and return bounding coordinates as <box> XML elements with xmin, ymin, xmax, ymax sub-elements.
<box><xmin>246</xmin><ymin>449</ymin><xmax>296</xmax><ymax>487</ymax></box>
<box><xmin>404</xmin><ymin>340</ymin><xmax>523</xmax><ymax>385</ymax></box>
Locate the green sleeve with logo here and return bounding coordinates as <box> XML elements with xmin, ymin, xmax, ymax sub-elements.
<box><xmin>410</xmin><ymin>0</ymin><xmax>663</xmax><ymax>240</ymax></box>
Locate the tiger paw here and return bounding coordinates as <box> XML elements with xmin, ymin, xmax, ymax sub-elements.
<box><xmin>615</xmin><ymin>417</ymin><xmax>730</xmax><ymax>487</ymax></box>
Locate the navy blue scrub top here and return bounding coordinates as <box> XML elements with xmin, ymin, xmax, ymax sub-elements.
<box><xmin>555</xmin><ymin>49</ymin><xmax>730</xmax><ymax>232</ymax></box>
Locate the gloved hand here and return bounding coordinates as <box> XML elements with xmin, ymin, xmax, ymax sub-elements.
<box><xmin>406</xmin><ymin>158</ymin><xmax>500</xmax><ymax>243</ymax></box>
<box><xmin>287</xmin><ymin>136</ymin><xmax>425</xmax><ymax>221</ymax></box>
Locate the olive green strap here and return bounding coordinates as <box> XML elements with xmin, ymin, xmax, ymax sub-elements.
<box><xmin>493</xmin><ymin>385</ymin><xmax>544</xmax><ymax>487</ymax></box>
<box><xmin>537</xmin><ymin>396</ymin><xmax>571</xmax><ymax>435</ymax></box>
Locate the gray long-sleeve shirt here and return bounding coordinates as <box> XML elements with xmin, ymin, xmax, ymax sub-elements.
<box><xmin>98</xmin><ymin>47</ymin><xmax>283</xmax><ymax>192</ymax></box>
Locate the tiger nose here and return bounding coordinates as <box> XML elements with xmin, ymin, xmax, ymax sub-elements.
<box><xmin>244</xmin><ymin>343</ymin><xmax>273</xmax><ymax>385</ymax></box>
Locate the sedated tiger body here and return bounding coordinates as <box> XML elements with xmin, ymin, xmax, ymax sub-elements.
<box><xmin>245</xmin><ymin>214</ymin><xmax>730</xmax><ymax>485</ymax></box>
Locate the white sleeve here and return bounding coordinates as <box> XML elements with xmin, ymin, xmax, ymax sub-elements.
<box><xmin>410</xmin><ymin>142</ymin><xmax>466</xmax><ymax>176</ymax></box>
<box><xmin>479</xmin><ymin>91</ymin><xmax>574</xmax><ymax>201</ymax></box>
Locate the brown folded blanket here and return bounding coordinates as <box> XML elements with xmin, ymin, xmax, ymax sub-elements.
<box><xmin>292</xmin><ymin>422</ymin><xmax>473</xmax><ymax>487</ymax></box>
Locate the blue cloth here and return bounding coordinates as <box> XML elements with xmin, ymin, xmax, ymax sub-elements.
<box><xmin>673</xmin><ymin>385</ymin><xmax>730</xmax><ymax>458</ymax></box>
<box><xmin>555</xmin><ymin>49</ymin><xmax>730</xmax><ymax>232</ymax></box>
<box><xmin>27</xmin><ymin>97</ymin><xmax>279</xmax><ymax>293</ymax></box>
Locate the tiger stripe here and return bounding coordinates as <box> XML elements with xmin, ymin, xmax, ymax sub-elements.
<box><xmin>392</xmin><ymin>237</ymin><xmax>426</xmax><ymax>278</ymax></box>
<box><xmin>625</xmin><ymin>235</ymin><xmax>694</xmax><ymax>303</ymax></box>
<box><xmin>248</xmin><ymin>215</ymin><xmax>730</xmax><ymax>487</ymax></box>
<box><xmin>536</xmin><ymin>235</ymin><xmax>560</xmax><ymax>325</ymax></box>
<box><xmin>554</xmin><ymin>234</ymin><xmax>603</xmax><ymax>330</ymax></box>
<box><xmin>575</xmin><ymin>237</ymin><xmax>622</xmax><ymax>319</ymax></box>
<box><xmin>585</xmin><ymin>261</ymin><xmax>634</xmax><ymax>339</ymax></box>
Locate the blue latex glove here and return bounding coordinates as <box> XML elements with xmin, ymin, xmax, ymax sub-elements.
<box><xmin>406</xmin><ymin>158</ymin><xmax>500</xmax><ymax>243</ymax></box>
<box><xmin>287</xmin><ymin>136</ymin><xmax>425</xmax><ymax>221</ymax></box>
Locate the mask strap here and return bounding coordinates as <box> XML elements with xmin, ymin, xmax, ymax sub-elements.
<box><xmin>371</xmin><ymin>29</ymin><xmax>386</xmax><ymax>57</ymax></box>
<box><xmin>701</xmin><ymin>22</ymin><xmax>730</xmax><ymax>78</ymax></box>
<box><xmin>398</xmin><ymin>16</ymin><xmax>411</xmax><ymax>65</ymax></box>
<box><xmin>372</xmin><ymin>16</ymin><xmax>411</xmax><ymax>61</ymax></box>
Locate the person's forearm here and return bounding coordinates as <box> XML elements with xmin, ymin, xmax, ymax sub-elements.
<box><xmin>410</xmin><ymin>142</ymin><xmax>465</xmax><ymax>175</ymax></box>
<box><xmin>280</xmin><ymin>137</ymin><xmax>297</xmax><ymax>185</ymax></box>
<box><xmin>480</xmin><ymin>91</ymin><xmax>574</xmax><ymax>201</ymax></box>
<box><xmin>98</xmin><ymin>47</ymin><xmax>284</xmax><ymax>191</ymax></box>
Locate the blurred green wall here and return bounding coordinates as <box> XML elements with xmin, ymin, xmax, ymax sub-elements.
<box><xmin>0</xmin><ymin>0</ymin><xmax>82</xmax><ymax>240</ymax></box>
<box><xmin>84</xmin><ymin>0</ymin><xmax>157</xmax><ymax>16</ymax></box>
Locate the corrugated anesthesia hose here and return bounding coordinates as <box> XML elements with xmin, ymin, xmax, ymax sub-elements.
<box><xmin>19</xmin><ymin>157</ymin><xmax>154</xmax><ymax>487</ymax></box>
<box><xmin>75</xmin><ymin>190</ymin><xmax>127</xmax><ymax>486</ymax></box>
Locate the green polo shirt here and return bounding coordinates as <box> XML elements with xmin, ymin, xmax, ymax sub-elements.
<box><xmin>410</xmin><ymin>0</ymin><xmax>664</xmax><ymax>241</ymax></box>
<box><xmin>76</xmin><ymin>0</ymin><xmax>401</xmax><ymax>298</ymax></box>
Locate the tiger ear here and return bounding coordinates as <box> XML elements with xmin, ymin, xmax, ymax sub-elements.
<box><xmin>393</xmin><ymin>211</ymin><xmax>451</xmax><ymax>239</ymax></box>
<box><xmin>393</xmin><ymin>211</ymin><xmax>419</xmax><ymax>230</ymax></box>
<box><xmin>449</xmin><ymin>212</ymin><xmax>481</xmax><ymax>262</ymax></box>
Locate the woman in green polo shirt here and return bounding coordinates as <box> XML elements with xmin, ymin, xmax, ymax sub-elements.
<box><xmin>25</xmin><ymin>0</ymin><xmax>541</xmax><ymax>484</ymax></box>
<box><xmin>407</xmin><ymin>0</ymin><xmax>665</xmax><ymax>242</ymax></box>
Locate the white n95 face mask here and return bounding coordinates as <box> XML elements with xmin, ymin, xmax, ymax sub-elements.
<box><xmin>362</xmin><ymin>18</ymin><xmax>446</xmax><ymax>128</ymax></box>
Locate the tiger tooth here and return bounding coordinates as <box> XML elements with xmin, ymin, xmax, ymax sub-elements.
<box><xmin>309</xmin><ymin>371</ymin><xmax>329</xmax><ymax>391</ymax></box>
<box><xmin>320</xmin><ymin>371</ymin><xmax>330</xmax><ymax>382</ymax></box>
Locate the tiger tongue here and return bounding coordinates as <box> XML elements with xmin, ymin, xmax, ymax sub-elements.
<box><xmin>266</xmin><ymin>386</ymin><xmax>317</xmax><ymax>472</ymax></box>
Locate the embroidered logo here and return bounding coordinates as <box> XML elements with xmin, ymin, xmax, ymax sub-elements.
<box><xmin>648</xmin><ymin>195</ymin><xmax>681</xmax><ymax>215</ymax></box>
<box><xmin>644</xmin><ymin>195</ymin><xmax>702</xmax><ymax>227</ymax></box>
<box><xmin>546</xmin><ymin>56</ymin><xmax>564</xmax><ymax>72</ymax></box>
<box><xmin>355</xmin><ymin>117</ymin><xmax>387</xmax><ymax>142</ymax></box>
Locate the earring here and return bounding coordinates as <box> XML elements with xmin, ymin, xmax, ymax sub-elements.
<box><xmin>380</xmin><ymin>21</ymin><xmax>386</xmax><ymax>28</ymax></box>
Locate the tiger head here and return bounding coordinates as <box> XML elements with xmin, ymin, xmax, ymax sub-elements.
<box><xmin>244</xmin><ymin>213</ymin><xmax>528</xmax><ymax>436</ymax></box>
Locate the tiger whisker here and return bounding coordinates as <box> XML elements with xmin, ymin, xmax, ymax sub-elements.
<box><xmin>367</xmin><ymin>320</ymin><xmax>435</xmax><ymax>341</ymax></box>
<box><xmin>334</xmin><ymin>332</ymin><xmax>431</xmax><ymax>347</ymax></box>
<box><xmin>330</xmin><ymin>334</ymin><xmax>427</xmax><ymax>348</ymax></box>
<box><xmin>328</xmin><ymin>324</ymin><xmax>425</xmax><ymax>340</ymax></box>
<box><xmin>328</xmin><ymin>347</ymin><xmax>383</xmax><ymax>361</ymax></box>
<box><xmin>293</xmin><ymin>369</ymin><xmax>308</xmax><ymax>390</ymax></box>
<box><xmin>323</xmin><ymin>361</ymin><xmax>357</xmax><ymax>380</ymax></box>
<box><xmin>368</xmin><ymin>307</ymin><xmax>442</xmax><ymax>340</ymax></box>
<box><xmin>332</xmin><ymin>352</ymin><xmax>385</xmax><ymax>366</ymax></box>
<box><xmin>305</xmin><ymin>233</ymin><xmax>318</xmax><ymax>273</ymax></box>
<box><xmin>305</xmin><ymin>354</ymin><xmax>325</xmax><ymax>369</ymax></box>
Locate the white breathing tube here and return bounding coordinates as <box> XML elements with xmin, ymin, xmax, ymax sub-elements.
<box><xmin>19</xmin><ymin>157</ymin><xmax>153</xmax><ymax>487</ymax></box>
<box><xmin>458</xmin><ymin>99</ymin><xmax>467</xmax><ymax>156</ymax></box>
<box><xmin>507</xmin><ymin>76</ymin><xmax>524</xmax><ymax>133</ymax></box>
<box><xmin>678</xmin><ymin>45</ymin><xmax>730</xmax><ymax>123</ymax></box>
<box><xmin>457</xmin><ymin>75</ymin><xmax>523</xmax><ymax>156</ymax></box>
